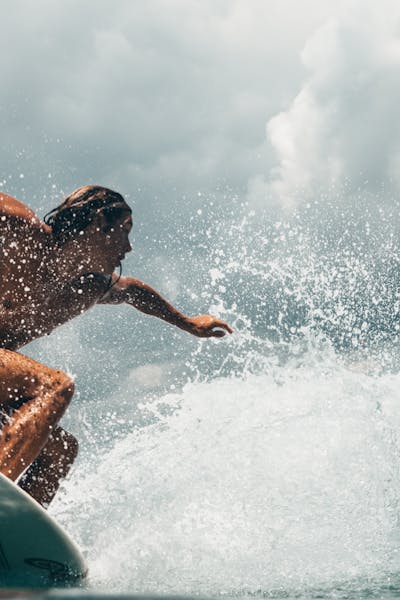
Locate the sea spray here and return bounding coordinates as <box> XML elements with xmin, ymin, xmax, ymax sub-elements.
<box><xmin>52</xmin><ymin>342</ymin><xmax>400</xmax><ymax>595</ymax></box>
<box><xmin>46</xmin><ymin>199</ymin><xmax>400</xmax><ymax>596</ymax></box>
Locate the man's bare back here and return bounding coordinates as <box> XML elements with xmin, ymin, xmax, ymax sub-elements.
<box><xmin>0</xmin><ymin>185</ymin><xmax>232</xmax><ymax>507</ymax></box>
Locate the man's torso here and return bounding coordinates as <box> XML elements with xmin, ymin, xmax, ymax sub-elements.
<box><xmin>0</xmin><ymin>201</ymin><xmax>109</xmax><ymax>350</ymax></box>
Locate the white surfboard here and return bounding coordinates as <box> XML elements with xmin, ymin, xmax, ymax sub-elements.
<box><xmin>0</xmin><ymin>473</ymin><xmax>87</xmax><ymax>588</ymax></box>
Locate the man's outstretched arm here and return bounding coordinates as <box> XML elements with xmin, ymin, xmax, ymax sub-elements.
<box><xmin>98</xmin><ymin>275</ymin><xmax>233</xmax><ymax>338</ymax></box>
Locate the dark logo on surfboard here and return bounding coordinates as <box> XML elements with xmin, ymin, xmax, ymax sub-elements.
<box><xmin>24</xmin><ymin>557</ymin><xmax>85</xmax><ymax>582</ymax></box>
<box><xmin>0</xmin><ymin>543</ymin><xmax>10</xmax><ymax>571</ymax></box>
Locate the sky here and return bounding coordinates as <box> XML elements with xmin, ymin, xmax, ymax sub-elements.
<box><xmin>3</xmin><ymin>0</ymin><xmax>400</xmax><ymax>408</ymax></box>
<box><xmin>3</xmin><ymin>5</ymin><xmax>400</xmax><ymax>585</ymax></box>
<box><xmin>4</xmin><ymin>0</ymin><xmax>399</xmax><ymax>220</ymax></box>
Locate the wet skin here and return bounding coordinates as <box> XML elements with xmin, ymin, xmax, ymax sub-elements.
<box><xmin>0</xmin><ymin>192</ymin><xmax>233</xmax><ymax>507</ymax></box>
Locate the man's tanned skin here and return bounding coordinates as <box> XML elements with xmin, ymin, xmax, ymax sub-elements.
<box><xmin>0</xmin><ymin>186</ymin><xmax>232</xmax><ymax>508</ymax></box>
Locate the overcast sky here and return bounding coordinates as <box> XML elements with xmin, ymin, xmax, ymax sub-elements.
<box><xmin>3</xmin><ymin>0</ymin><xmax>400</xmax><ymax>313</ymax></box>
<box><xmin>4</xmin><ymin>0</ymin><xmax>398</xmax><ymax>220</ymax></box>
<box><xmin>3</xmin><ymin>0</ymin><xmax>400</xmax><ymax>419</ymax></box>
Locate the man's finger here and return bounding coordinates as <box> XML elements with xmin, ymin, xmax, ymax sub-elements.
<box><xmin>213</xmin><ymin>321</ymin><xmax>233</xmax><ymax>334</ymax></box>
<box><xmin>211</xmin><ymin>330</ymin><xmax>226</xmax><ymax>338</ymax></box>
<box><xmin>209</xmin><ymin>327</ymin><xmax>227</xmax><ymax>337</ymax></box>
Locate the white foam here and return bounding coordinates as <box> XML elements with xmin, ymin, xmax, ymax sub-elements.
<box><xmin>52</xmin><ymin>345</ymin><xmax>400</xmax><ymax>595</ymax></box>
<box><xmin>45</xmin><ymin>205</ymin><xmax>400</xmax><ymax>596</ymax></box>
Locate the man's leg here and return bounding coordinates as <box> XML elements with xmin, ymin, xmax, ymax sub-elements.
<box><xmin>18</xmin><ymin>427</ymin><xmax>78</xmax><ymax>507</ymax></box>
<box><xmin>0</xmin><ymin>349</ymin><xmax>75</xmax><ymax>499</ymax></box>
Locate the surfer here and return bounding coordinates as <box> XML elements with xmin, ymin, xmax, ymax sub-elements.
<box><xmin>0</xmin><ymin>185</ymin><xmax>233</xmax><ymax>508</ymax></box>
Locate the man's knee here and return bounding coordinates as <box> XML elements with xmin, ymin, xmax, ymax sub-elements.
<box><xmin>49</xmin><ymin>371</ymin><xmax>75</xmax><ymax>406</ymax></box>
<box><xmin>59</xmin><ymin>372</ymin><xmax>75</xmax><ymax>401</ymax></box>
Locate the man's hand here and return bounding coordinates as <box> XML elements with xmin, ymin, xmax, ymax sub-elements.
<box><xmin>185</xmin><ymin>315</ymin><xmax>233</xmax><ymax>338</ymax></box>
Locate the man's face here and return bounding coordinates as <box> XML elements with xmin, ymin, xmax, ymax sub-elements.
<box><xmin>84</xmin><ymin>210</ymin><xmax>133</xmax><ymax>274</ymax></box>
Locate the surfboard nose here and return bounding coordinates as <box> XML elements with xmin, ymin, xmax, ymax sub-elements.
<box><xmin>0</xmin><ymin>473</ymin><xmax>87</xmax><ymax>588</ymax></box>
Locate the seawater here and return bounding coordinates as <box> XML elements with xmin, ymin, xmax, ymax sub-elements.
<box><xmin>36</xmin><ymin>199</ymin><xmax>400</xmax><ymax>599</ymax></box>
<box><xmin>50</xmin><ymin>353</ymin><xmax>400</xmax><ymax>598</ymax></box>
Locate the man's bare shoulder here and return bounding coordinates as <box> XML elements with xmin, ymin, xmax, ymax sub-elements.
<box><xmin>0</xmin><ymin>193</ymin><xmax>49</xmax><ymax>236</ymax></box>
<box><xmin>0</xmin><ymin>193</ymin><xmax>39</xmax><ymax>221</ymax></box>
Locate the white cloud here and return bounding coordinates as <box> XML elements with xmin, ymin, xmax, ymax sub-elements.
<box><xmin>0</xmin><ymin>0</ymin><xmax>349</xmax><ymax>214</ymax></box>
<box><xmin>3</xmin><ymin>0</ymin><xmax>398</xmax><ymax>217</ymax></box>
<box><xmin>248</xmin><ymin>1</ymin><xmax>400</xmax><ymax>209</ymax></box>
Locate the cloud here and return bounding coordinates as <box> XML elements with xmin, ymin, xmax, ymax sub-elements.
<box><xmin>248</xmin><ymin>1</ymin><xmax>400</xmax><ymax>209</ymax></box>
<box><xmin>0</xmin><ymin>0</ymin><xmax>349</xmax><ymax>217</ymax></box>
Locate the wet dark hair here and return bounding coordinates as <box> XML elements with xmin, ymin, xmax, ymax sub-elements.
<box><xmin>44</xmin><ymin>185</ymin><xmax>132</xmax><ymax>245</ymax></box>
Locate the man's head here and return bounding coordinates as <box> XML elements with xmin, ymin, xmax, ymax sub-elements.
<box><xmin>45</xmin><ymin>185</ymin><xmax>131</xmax><ymax>243</ymax></box>
<box><xmin>45</xmin><ymin>185</ymin><xmax>133</xmax><ymax>274</ymax></box>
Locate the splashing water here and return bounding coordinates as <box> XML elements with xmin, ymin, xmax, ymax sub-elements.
<box><xmin>49</xmin><ymin>198</ymin><xmax>400</xmax><ymax>597</ymax></box>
